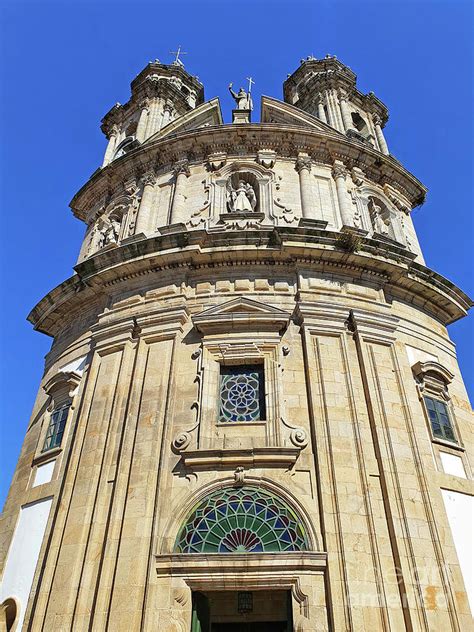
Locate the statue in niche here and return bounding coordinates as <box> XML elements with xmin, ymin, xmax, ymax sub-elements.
<box><xmin>369</xmin><ymin>199</ymin><xmax>389</xmax><ymax>235</ymax></box>
<box><xmin>228</xmin><ymin>83</ymin><xmax>253</xmax><ymax>111</ymax></box>
<box><xmin>98</xmin><ymin>215</ymin><xmax>121</xmax><ymax>248</ymax></box>
<box><xmin>226</xmin><ymin>179</ymin><xmax>257</xmax><ymax>213</ymax></box>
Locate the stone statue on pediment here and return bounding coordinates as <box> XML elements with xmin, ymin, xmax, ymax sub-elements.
<box><xmin>227</xmin><ymin>180</ymin><xmax>257</xmax><ymax>213</ymax></box>
<box><xmin>228</xmin><ymin>83</ymin><xmax>253</xmax><ymax>111</ymax></box>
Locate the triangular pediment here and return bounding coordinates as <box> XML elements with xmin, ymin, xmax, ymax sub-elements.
<box><xmin>260</xmin><ymin>96</ymin><xmax>344</xmax><ymax>136</ymax></box>
<box><xmin>145</xmin><ymin>98</ymin><xmax>223</xmax><ymax>143</ymax></box>
<box><xmin>193</xmin><ymin>297</ymin><xmax>290</xmax><ymax>334</ymax></box>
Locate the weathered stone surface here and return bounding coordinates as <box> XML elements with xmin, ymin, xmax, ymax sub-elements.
<box><xmin>0</xmin><ymin>56</ymin><xmax>472</xmax><ymax>632</ymax></box>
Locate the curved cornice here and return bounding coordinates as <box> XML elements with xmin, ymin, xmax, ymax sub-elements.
<box><xmin>70</xmin><ymin>123</ymin><xmax>426</xmax><ymax>221</ymax></box>
<box><xmin>27</xmin><ymin>227</ymin><xmax>472</xmax><ymax>337</ymax></box>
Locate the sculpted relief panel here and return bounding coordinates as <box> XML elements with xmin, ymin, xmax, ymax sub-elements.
<box><xmin>76</xmin><ymin>155</ymin><xmax>420</xmax><ymax>263</ymax></box>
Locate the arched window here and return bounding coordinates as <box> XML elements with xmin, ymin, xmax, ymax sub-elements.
<box><xmin>113</xmin><ymin>136</ymin><xmax>137</xmax><ymax>160</ymax></box>
<box><xmin>175</xmin><ymin>486</ymin><xmax>309</xmax><ymax>553</ymax></box>
<box><xmin>351</xmin><ymin>111</ymin><xmax>369</xmax><ymax>137</ymax></box>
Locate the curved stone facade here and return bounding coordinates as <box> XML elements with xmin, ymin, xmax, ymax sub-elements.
<box><xmin>0</xmin><ymin>56</ymin><xmax>473</xmax><ymax>631</ymax></box>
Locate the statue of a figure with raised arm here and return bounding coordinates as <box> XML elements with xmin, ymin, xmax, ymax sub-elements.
<box><xmin>228</xmin><ymin>83</ymin><xmax>253</xmax><ymax>111</ymax></box>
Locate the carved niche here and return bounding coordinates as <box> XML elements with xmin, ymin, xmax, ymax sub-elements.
<box><xmin>84</xmin><ymin>183</ymin><xmax>140</xmax><ymax>258</ymax></box>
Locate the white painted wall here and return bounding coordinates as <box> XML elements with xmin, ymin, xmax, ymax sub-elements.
<box><xmin>0</xmin><ymin>497</ymin><xmax>53</xmax><ymax>631</ymax></box>
<box><xmin>32</xmin><ymin>461</ymin><xmax>56</xmax><ymax>488</ymax></box>
<box><xmin>406</xmin><ymin>344</ymin><xmax>438</xmax><ymax>366</ymax></box>
<box><xmin>441</xmin><ymin>489</ymin><xmax>474</xmax><ymax>615</ymax></box>
<box><xmin>440</xmin><ymin>452</ymin><xmax>466</xmax><ymax>479</ymax></box>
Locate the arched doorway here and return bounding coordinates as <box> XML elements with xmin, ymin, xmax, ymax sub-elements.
<box><xmin>174</xmin><ymin>485</ymin><xmax>310</xmax><ymax>631</ymax></box>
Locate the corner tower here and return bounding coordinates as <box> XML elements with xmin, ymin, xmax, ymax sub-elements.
<box><xmin>284</xmin><ymin>54</ymin><xmax>389</xmax><ymax>153</ymax></box>
<box><xmin>1</xmin><ymin>55</ymin><xmax>472</xmax><ymax>632</ymax></box>
<box><xmin>101</xmin><ymin>59</ymin><xmax>204</xmax><ymax>166</ymax></box>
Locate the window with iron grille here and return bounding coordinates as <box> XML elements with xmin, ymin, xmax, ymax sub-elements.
<box><xmin>423</xmin><ymin>396</ymin><xmax>456</xmax><ymax>443</ymax></box>
<box><xmin>42</xmin><ymin>404</ymin><xmax>70</xmax><ymax>452</ymax></box>
<box><xmin>219</xmin><ymin>364</ymin><xmax>265</xmax><ymax>423</ymax></box>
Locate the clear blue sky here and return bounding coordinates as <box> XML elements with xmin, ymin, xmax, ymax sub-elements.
<box><xmin>0</xmin><ymin>0</ymin><xmax>472</xmax><ymax>508</ymax></box>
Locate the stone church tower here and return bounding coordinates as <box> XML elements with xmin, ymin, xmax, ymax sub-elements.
<box><xmin>1</xmin><ymin>55</ymin><xmax>473</xmax><ymax>632</ymax></box>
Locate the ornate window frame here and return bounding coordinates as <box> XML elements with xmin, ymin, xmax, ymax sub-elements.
<box><xmin>412</xmin><ymin>360</ymin><xmax>463</xmax><ymax>450</ymax></box>
<box><xmin>172</xmin><ymin>298</ymin><xmax>309</xmax><ymax>469</ymax></box>
<box><xmin>33</xmin><ymin>370</ymin><xmax>81</xmax><ymax>465</ymax></box>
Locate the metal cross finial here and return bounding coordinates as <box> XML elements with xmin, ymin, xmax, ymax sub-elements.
<box><xmin>246</xmin><ymin>76</ymin><xmax>255</xmax><ymax>94</ymax></box>
<box><xmin>170</xmin><ymin>45</ymin><xmax>188</xmax><ymax>65</ymax></box>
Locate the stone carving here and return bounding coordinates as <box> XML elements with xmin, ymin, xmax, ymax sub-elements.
<box><xmin>281</xmin><ymin>417</ymin><xmax>309</xmax><ymax>449</ymax></box>
<box><xmin>295</xmin><ymin>155</ymin><xmax>312</xmax><ymax>174</ymax></box>
<box><xmin>227</xmin><ymin>179</ymin><xmax>257</xmax><ymax>212</ymax></box>
<box><xmin>173</xmin><ymin>159</ymin><xmax>190</xmax><ymax>177</ymax></box>
<box><xmin>369</xmin><ymin>198</ymin><xmax>389</xmax><ymax>235</ymax></box>
<box><xmin>98</xmin><ymin>215</ymin><xmax>121</xmax><ymax>248</ymax></box>
<box><xmin>172</xmin><ymin>431</ymin><xmax>192</xmax><ymax>453</ymax></box>
<box><xmin>257</xmin><ymin>150</ymin><xmax>276</xmax><ymax>169</ymax></box>
<box><xmin>228</xmin><ymin>83</ymin><xmax>253</xmax><ymax>110</ymax></box>
<box><xmin>234</xmin><ymin>466</ymin><xmax>245</xmax><ymax>485</ymax></box>
<box><xmin>207</xmin><ymin>152</ymin><xmax>227</xmax><ymax>171</ymax></box>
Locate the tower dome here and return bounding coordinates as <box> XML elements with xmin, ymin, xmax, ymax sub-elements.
<box><xmin>1</xmin><ymin>55</ymin><xmax>472</xmax><ymax>632</ymax></box>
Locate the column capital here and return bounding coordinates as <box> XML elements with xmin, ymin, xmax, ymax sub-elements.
<box><xmin>372</xmin><ymin>114</ymin><xmax>382</xmax><ymax>127</ymax></box>
<box><xmin>338</xmin><ymin>88</ymin><xmax>349</xmax><ymax>101</ymax></box>
<box><xmin>141</xmin><ymin>170</ymin><xmax>156</xmax><ymax>186</ymax></box>
<box><xmin>295</xmin><ymin>153</ymin><xmax>312</xmax><ymax>174</ymax></box>
<box><xmin>332</xmin><ymin>160</ymin><xmax>347</xmax><ymax>180</ymax></box>
<box><xmin>173</xmin><ymin>160</ymin><xmax>190</xmax><ymax>178</ymax></box>
<box><xmin>138</xmin><ymin>98</ymin><xmax>150</xmax><ymax>111</ymax></box>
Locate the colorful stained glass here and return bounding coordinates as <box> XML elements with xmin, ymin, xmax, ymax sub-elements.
<box><xmin>175</xmin><ymin>486</ymin><xmax>309</xmax><ymax>553</ymax></box>
<box><xmin>219</xmin><ymin>365</ymin><xmax>265</xmax><ymax>422</ymax></box>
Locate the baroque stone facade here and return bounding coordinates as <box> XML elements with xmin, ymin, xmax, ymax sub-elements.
<box><xmin>0</xmin><ymin>55</ymin><xmax>473</xmax><ymax>632</ymax></box>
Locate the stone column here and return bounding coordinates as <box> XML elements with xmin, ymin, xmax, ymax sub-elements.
<box><xmin>102</xmin><ymin>125</ymin><xmax>119</xmax><ymax>167</ymax></box>
<box><xmin>339</xmin><ymin>90</ymin><xmax>356</xmax><ymax>133</ymax></box>
<box><xmin>373</xmin><ymin>115</ymin><xmax>389</xmax><ymax>155</ymax></box>
<box><xmin>170</xmin><ymin>160</ymin><xmax>190</xmax><ymax>225</ymax></box>
<box><xmin>161</xmin><ymin>103</ymin><xmax>173</xmax><ymax>129</ymax></box>
<box><xmin>332</xmin><ymin>161</ymin><xmax>352</xmax><ymax>227</ymax></box>
<box><xmin>296</xmin><ymin>153</ymin><xmax>313</xmax><ymax>219</ymax></box>
<box><xmin>135</xmin><ymin>100</ymin><xmax>149</xmax><ymax>143</ymax></box>
<box><xmin>317</xmin><ymin>96</ymin><xmax>327</xmax><ymax>123</ymax></box>
<box><xmin>134</xmin><ymin>171</ymin><xmax>156</xmax><ymax>235</ymax></box>
<box><xmin>145</xmin><ymin>98</ymin><xmax>160</xmax><ymax>137</ymax></box>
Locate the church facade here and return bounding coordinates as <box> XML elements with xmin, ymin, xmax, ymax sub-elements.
<box><xmin>0</xmin><ymin>55</ymin><xmax>473</xmax><ymax>631</ymax></box>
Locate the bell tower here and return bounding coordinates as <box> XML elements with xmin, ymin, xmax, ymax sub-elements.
<box><xmin>100</xmin><ymin>58</ymin><xmax>204</xmax><ymax>166</ymax></box>
<box><xmin>284</xmin><ymin>54</ymin><xmax>390</xmax><ymax>154</ymax></box>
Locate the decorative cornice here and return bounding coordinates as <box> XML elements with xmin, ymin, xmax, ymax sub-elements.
<box><xmin>71</xmin><ymin>125</ymin><xmax>427</xmax><ymax>220</ymax></box>
<box><xmin>27</xmin><ymin>227</ymin><xmax>473</xmax><ymax>338</ymax></box>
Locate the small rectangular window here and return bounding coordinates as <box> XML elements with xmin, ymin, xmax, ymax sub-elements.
<box><xmin>219</xmin><ymin>364</ymin><xmax>266</xmax><ymax>423</ymax></box>
<box><xmin>423</xmin><ymin>395</ymin><xmax>456</xmax><ymax>443</ymax></box>
<box><xmin>42</xmin><ymin>404</ymin><xmax>70</xmax><ymax>452</ymax></box>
